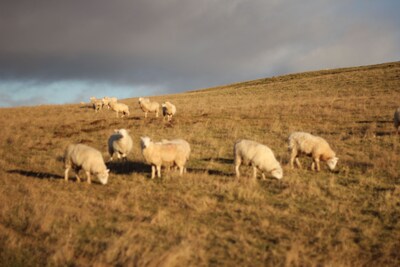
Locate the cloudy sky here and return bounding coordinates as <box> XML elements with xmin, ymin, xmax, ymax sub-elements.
<box><xmin>0</xmin><ymin>0</ymin><xmax>399</xmax><ymax>107</ymax></box>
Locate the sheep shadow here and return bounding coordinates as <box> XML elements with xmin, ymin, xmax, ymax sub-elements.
<box><xmin>79</xmin><ymin>104</ymin><xmax>93</xmax><ymax>109</ymax></box>
<box><xmin>375</xmin><ymin>131</ymin><xmax>392</xmax><ymax>137</ymax></box>
<box><xmin>106</xmin><ymin>160</ymin><xmax>149</xmax><ymax>175</ymax></box>
<box><xmin>201</xmin><ymin>157</ymin><xmax>234</xmax><ymax>165</ymax></box>
<box><xmin>187</xmin><ymin>167</ymin><xmax>233</xmax><ymax>177</ymax></box>
<box><xmin>8</xmin><ymin>169</ymin><xmax>64</xmax><ymax>180</ymax></box>
<box><xmin>356</xmin><ymin>120</ymin><xmax>393</xmax><ymax>124</ymax></box>
<box><xmin>127</xmin><ymin>116</ymin><xmax>142</xmax><ymax>121</ymax></box>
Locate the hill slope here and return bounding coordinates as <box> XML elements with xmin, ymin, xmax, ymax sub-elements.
<box><xmin>0</xmin><ymin>61</ymin><xmax>399</xmax><ymax>266</ymax></box>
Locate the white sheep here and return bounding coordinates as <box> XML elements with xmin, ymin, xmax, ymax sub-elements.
<box><xmin>92</xmin><ymin>99</ymin><xmax>103</xmax><ymax>112</ymax></box>
<box><xmin>64</xmin><ymin>143</ymin><xmax>110</xmax><ymax>185</ymax></box>
<box><xmin>109</xmin><ymin>101</ymin><xmax>130</xmax><ymax>118</ymax></box>
<box><xmin>234</xmin><ymin>139</ymin><xmax>283</xmax><ymax>180</ymax></box>
<box><xmin>160</xmin><ymin>138</ymin><xmax>191</xmax><ymax>172</ymax></box>
<box><xmin>102</xmin><ymin>96</ymin><xmax>118</xmax><ymax>109</ymax></box>
<box><xmin>162</xmin><ymin>101</ymin><xmax>177</xmax><ymax>121</ymax></box>
<box><xmin>394</xmin><ymin>107</ymin><xmax>400</xmax><ymax>134</ymax></box>
<box><xmin>138</xmin><ymin>97</ymin><xmax>160</xmax><ymax>118</ymax></box>
<box><xmin>288</xmin><ymin>132</ymin><xmax>338</xmax><ymax>172</ymax></box>
<box><xmin>140</xmin><ymin>136</ymin><xmax>190</xmax><ymax>178</ymax></box>
<box><xmin>89</xmin><ymin>96</ymin><xmax>97</xmax><ymax>103</ymax></box>
<box><xmin>108</xmin><ymin>129</ymin><xmax>133</xmax><ymax>161</ymax></box>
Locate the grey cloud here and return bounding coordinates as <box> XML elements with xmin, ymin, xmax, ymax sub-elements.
<box><xmin>0</xmin><ymin>0</ymin><xmax>399</xmax><ymax>92</ymax></box>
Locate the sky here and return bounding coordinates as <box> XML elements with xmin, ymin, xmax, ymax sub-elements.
<box><xmin>0</xmin><ymin>0</ymin><xmax>399</xmax><ymax>107</ymax></box>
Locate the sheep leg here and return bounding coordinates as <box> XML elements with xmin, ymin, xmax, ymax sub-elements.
<box><xmin>156</xmin><ymin>111</ymin><xmax>159</xmax><ymax>118</ymax></box>
<box><xmin>295</xmin><ymin>158</ymin><xmax>302</xmax><ymax>169</ymax></box>
<box><xmin>314</xmin><ymin>158</ymin><xmax>321</xmax><ymax>172</ymax></box>
<box><xmin>235</xmin><ymin>160</ymin><xmax>241</xmax><ymax>178</ymax></box>
<box><xmin>74</xmin><ymin>167</ymin><xmax>81</xmax><ymax>182</ymax></box>
<box><xmin>64</xmin><ymin>168</ymin><xmax>70</xmax><ymax>182</ymax></box>
<box><xmin>156</xmin><ymin>165</ymin><xmax>161</xmax><ymax>178</ymax></box>
<box><xmin>115</xmin><ymin>111</ymin><xmax>119</xmax><ymax>118</ymax></box>
<box><xmin>178</xmin><ymin>166</ymin><xmax>184</xmax><ymax>176</ymax></box>
<box><xmin>252</xmin><ymin>166</ymin><xmax>258</xmax><ymax>179</ymax></box>
<box><xmin>290</xmin><ymin>149</ymin><xmax>297</xmax><ymax>169</ymax></box>
<box><xmin>261</xmin><ymin>173</ymin><xmax>266</xmax><ymax>180</ymax></box>
<box><xmin>86</xmin><ymin>171</ymin><xmax>91</xmax><ymax>184</ymax></box>
<box><xmin>151</xmin><ymin>165</ymin><xmax>156</xmax><ymax>179</ymax></box>
<box><xmin>145</xmin><ymin>112</ymin><xmax>148</xmax><ymax>118</ymax></box>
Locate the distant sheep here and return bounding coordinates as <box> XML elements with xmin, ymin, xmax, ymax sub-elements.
<box><xmin>234</xmin><ymin>139</ymin><xmax>283</xmax><ymax>180</ymax></box>
<box><xmin>64</xmin><ymin>143</ymin><xmax>110</xmax><ymax>185</ymax></box>
<box><xmin>140</xmin><ymin>136</ymin><xmax>190</xmax><ymax>178</ymax></box>
<box><xmin>162</xmin><ymin>101</ymin><xmax>177</xmax><ymax>121</ymax></box>
<box><xmin>288</xmin><ymin>132</ymin><xmax>338</xmax><ymax>172</ymax></box>
<box><xmin>109</xmin><ymin>101</ymin><xmax>130</xmax><ymax>118</ymax></box>
<box><xmin>138</xmin><ymin>97</ymin><xmax>160</xmax><ymax>118</ymax></box>
<box><xmin>108</xmin><ymin>129</ymin><xmax>133</xmax><ymax>161</ymax></box>
<box><xmin>89</xmin><ymin>96</ymin><xmax>97</xmax><ymax>103</ymax></box>
<box><xmin>92</xmin><ymin>99</ymin><xmax>103</xmax><ymax>112</ymax></box>
<box><xmin>394</xmin><ymin>107</ymin><xmax>400</xmax><ymax>134</ymax></box>
<box><xmin>102</xmin><ymin>96</ymin><xmax>118</xmax><ymax>109</ymax></box>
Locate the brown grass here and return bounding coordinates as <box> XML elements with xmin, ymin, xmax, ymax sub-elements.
<box><xmin>0</xmin><ymin>61</ymin><xmax>399</xmax><ymax>266</ymax></box>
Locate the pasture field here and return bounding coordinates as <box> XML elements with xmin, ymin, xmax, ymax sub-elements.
<box><xmin>0</xmin><ymin>62</ymin><xmax>399</xmax><ymax>266</ymax></box>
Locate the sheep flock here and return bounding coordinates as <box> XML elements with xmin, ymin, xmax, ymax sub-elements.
<box><xmin>62</xmin><ymin>96</ymin><xmax>399</xmax><ymax>185</ymax></box>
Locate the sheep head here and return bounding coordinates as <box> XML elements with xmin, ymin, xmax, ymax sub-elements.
<box><xmin>327</xmin><ymin>157</ymin><xmax>339</xmax><ymax>170</ymax></box>
<box><xmin>140</xmin><ymin>136</ymin><xmax>151</xmax><ymax>149</ymax></box>
<box><xmin>271</xmin><ymin>167</ymin><xmax>283</xmax><ymax>180</ymax></box>
<box><xmin>97</xmin><ymin>169</ymin><xmax>110</xmax><ymax>185</ymax></box>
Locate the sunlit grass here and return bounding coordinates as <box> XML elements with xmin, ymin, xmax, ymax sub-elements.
<box><xmin>0</xmin><ymin>61</ymin><xmax>399</xmax><ymax>266</ymax></box>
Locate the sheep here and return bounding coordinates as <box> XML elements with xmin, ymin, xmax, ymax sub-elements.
<box><xmin>109</xmin><ymin>101</ymin><xmax>130</xmax><ymax>118</ymax></box>
<box><xmin>102</xmin><ymin>96</ymin><xmax>118</xmax><ymax>109</ymax></box>
<box><xmin>394</xmin><ymin>107</ymin><xmax>400</xmax><ymax>134</ymax></box>
<box><xmin>108</xmin><ymin>129</ymin><xmax>133</xmax><ymax>161</ymax></box>
<box><xmin>92</xmin><ymin>99</ymin><xmax>103</xmax><ymax>112</ymax></box>
<box><xmin>140</xmin><ymin>136</ymin><xmax>190</xmax><ymax>178</ymax></box>
<box><xmin>160</xmin><ymin>138</ymin><xmax>191</xmax><ymax>173</ymax></box>
<box><xmin>162</xmin><ymin>101</ymin><xmax>177</xmax><ymax>121</ymax></box>
<box><xmin>138</xmin><ymin>97</ymin><xmax>160</xmax><ymax>118</ymax></box>
<box><xmin>64</xmin><ymin>143</ymin><xmax>110</xmax><ymax>185</ymax></box>
<box><xmin>89</xmin><ymin>96</ymin><xmax>97</xmax><ymax>103</ymax></box>
<box><xmin>234</xmin><ymin>139</ymin><xmax>283</xmax><ymax>180</ymax></box>
<box><xmin>288</xmin><ymin>132</ymin><xmax>338</xmax><ymax>172</ymax></box>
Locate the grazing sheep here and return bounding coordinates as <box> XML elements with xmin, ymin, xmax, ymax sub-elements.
<box><xmin>102</xmin><ymin>96</ymin><xmax>118</xmax><ymax>109</ymax></box>
<box><xmin>64</xmin><ymin>143</ymin><xmax>110</xmax><ymax>185</ymax></box>
<box><xmin>92</xmin><ymin>99</ymin><xmax>103</xmax><ymax>112</ymax></box>
<box><xmin>234</xmin><ymin>139</ymin><xmax>283</xmax><ymax>180</ymax></box>
<box><xmin>160</xmin><ymin>138</ymin><xmax>191</xmax><ymax>172</ymax></box>
<box><xmin>108</xmin><ymin>129</ymin><xmax>133</xmax><ymax>161</ymax></box>
<box><xmin>109</xmin><ymin>101</ymin><xmax>130</xmax><ymax>118</ymax></box>
<box><xmin>89</xmin><ymin>96</ymin><xmax>97</xmax><ymax>103</ymax></box>
<box><xmin>162</xmin><ymin>101</ymin><xmax>177</xmax><ymax>121</ymax></box>
<box><xmin>394</xmin><ymin>107</ymin><xmax>400</xmax><ymax>134</ymax></box>
<box><xmin>288</xmin><ymin>132</ymin><xmax>338</xmax><ymax>172</ymax></box>
<box><xmin>140</xmin><ymin>136</ymin><xmax>190</xmax><ymax>178</ymax></box>
<box><xmin>138</xmin><ymin>97</ymin><xmax>160</xmax><ymax>118</ymax></box>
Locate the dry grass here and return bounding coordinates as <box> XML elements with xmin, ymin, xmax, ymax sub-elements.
<box><xmin>0</xmin><ymin>61</ymin><xmax>399</xmax><ymax>266</ymax></box>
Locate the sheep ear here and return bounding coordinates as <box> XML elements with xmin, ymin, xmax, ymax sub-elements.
<box><xmin>106</xmin><ymin>169</ymin><xmax>110</xmax><ymax>173</ymax></box>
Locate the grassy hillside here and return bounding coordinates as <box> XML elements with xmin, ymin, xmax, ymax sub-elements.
<box><xmin>0</xmin><ymin>61</ymin><xmax>399</xmax><ymax>266</ymax></box>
